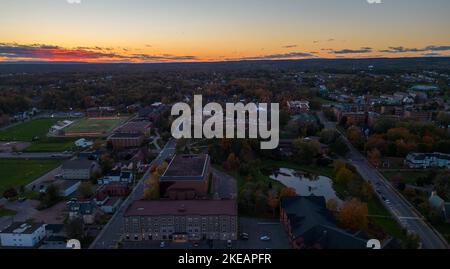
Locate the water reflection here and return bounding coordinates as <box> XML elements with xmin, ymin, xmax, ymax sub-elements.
<box><xmin>271</xmin><ymin>168</ymin><xmax>342</xmax><ymax>204</ymax></box>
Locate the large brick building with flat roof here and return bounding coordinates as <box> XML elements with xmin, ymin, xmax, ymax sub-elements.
<box><xmin>160</xmin><ymin>154</ymin><xmax>211</xmax><ymax>200</ymax></box>
<box><xmin>107</xmin><ymin>133</ymin><xmax>145</xmax><ymax>149</ymax></box>
<box><xmin>123</xmin><ymin>199</ymin><xmax>238</xmax><ymax>242</ymax></box>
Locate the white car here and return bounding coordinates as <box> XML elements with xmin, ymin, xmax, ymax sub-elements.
<box><xmin>260</xmin><ymin>236</ymin><xmax>271</xmax><ymax>241</ymax></box>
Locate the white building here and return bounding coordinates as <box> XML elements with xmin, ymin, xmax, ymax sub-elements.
<box><xmin>0</xmin><ymin>222</ymin><xmax>46</xmax><ymax>248</ymax></box>
<box><xmin>405</xmin><ymin>152</ymin><xmax>450</xmax><ymax>169</ymax></box>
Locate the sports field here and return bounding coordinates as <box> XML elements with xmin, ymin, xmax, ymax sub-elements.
<box><xmin>64</xmin><ymin>117</ymin><xmax>127</xmax><ymax>137</ymax></box>
<box><xmin>0</xmin><ymin>159</ymin><xmax>61</xmax><ymax>194</ymax></box>
<box><xmin>0</xmin><ymin>118</ymin><xmax>59</xmax><ymax>141</ymax></box>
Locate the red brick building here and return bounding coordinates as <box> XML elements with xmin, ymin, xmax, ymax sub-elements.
<box><xmin>107</xmin><ymin>133</ymin><xmax>145</xmax><ymax>149</ymax></box>
<box><xmin>160</xmin><ymin>154</ymin><xmax>211</xmax><ymax>200</ymax></box>
<box><xmin>115</xmin><ymin>121</ymin><xmax>152</xmax><ymax>136</ymax></box>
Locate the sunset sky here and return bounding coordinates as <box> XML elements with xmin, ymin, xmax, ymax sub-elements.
<box><xmin>1</xmin><ymin>0</ymin><xmax>450</xmax><ymax>62</ymax></box>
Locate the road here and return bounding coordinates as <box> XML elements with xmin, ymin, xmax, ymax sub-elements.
<box><xmin>317</xmin><ymin>112</ymin><xmax>448</xmax><ymax>249</ymax></box>
<box><xmin>0</xmin><ymin>152</ymin><xmax>73</xmax><ymax>159</ymax></box>
<box><xmin>89</xmin><ymin>139</ymin><xmax>177</xmax><ymax>249</ymax></box>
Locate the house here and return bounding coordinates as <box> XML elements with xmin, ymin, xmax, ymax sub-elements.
<box><xmin>287</xmin><ymin>101</ymin><xmax>310</xmax><ymax>114</ymax></box>
<box><xmin>96</xmin><ymin>182</ymin><xmax>131</xmax><ymax>199</ymax></box>
<box><xmin>97</xmin><ymin>170</ymin><xmax>133</xmax><ymax>185</ymax></box>
<box><xmin>123</xmin><ymin>200</ymin><xmax>238</xmax><ymax>242</ymax></box>
<box><xmin>405</xmin><ymin>153</ymin><xmax>450</xmax><ymax>169</ymax></box>
<box><xmin>160</xmin><ymin>154</ymin><xmax>211</xmax><ymax>200</ymax></box>
<box><xmin>98</xmin><ymin>196</ymin><xmax>121</xmax><ymax>214</ymax></box>
<box><xmin>94</xmin><ymin>182</ymin><xmax>129</xmax><ymax>214</ymax></box>
<box><xmin>67</xmin><ymin>199</ymin><xmax>97</xmax><ymax>224</ymax></box>
<box><xmin>280</xmin><ymin>196</ymin><xmax>369</xmax><ymax>249</ymax></box>
<box><xmin>0</xmin><ymin>222</ymin><xmax>46</xmax><ymax>248</ymax></box>
<box><xmin>62</xmin><ymin>159</ymin><xmax>98</xmax><ymax>180</ymax></box>
<box><xmin>75</xmin><ymin>138</ymin><xmax>93</xmax><ymax>149</ymax></box>
<box><xmin>107</xmin><ymin>133</ymin><xmax>145</xmax><ymax>149</ymax></box>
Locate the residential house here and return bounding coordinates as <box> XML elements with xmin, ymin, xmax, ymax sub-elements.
<box><xmin>0</xmin><ymin>222</ymin><xmax>46</xmax><ymax>248</ymax></box>
<box><xmin>287</xmin><ymin>101</ymin><xmax>310</xmax><ymax>114</ymax></box>
<box><xmin>405</xmin><ymin>153</ymin><xmax>450</xmax><ymax>169</ymax></box>
<box><xmin>67</xmin><ymin>199</ymin><xmax>97</xmax><ymax>224</ymax></box>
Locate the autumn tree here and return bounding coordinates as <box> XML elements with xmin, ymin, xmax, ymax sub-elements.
<box><xmin>346</xmin><ymin>126</ymin><xmax>364</xmax><ymax>149</ymax></box>
<box><xmin>280</xmin><ymin>187</ymin><xmax>297</xmax><ymax>198</ymax></box>
<box><xmin>267</xmin><ymin>193</ymin><xmax>280</xmax><ymax>217</ymax></box>
<box><xmin>293</xmin><ymin>139</ymin><xmax>321</xmax><ymax>165</ymax></box>
<box><xmin>143</xmin><ymin>162</ymin><xmax>167</xmax><ymax>200</ymax></box>
<box><xmin>335</xmin><ymin>166</ymin><xmax>355</xmax><ymax>186</ymax></box>
<box><xmin>337</xmin><ymin>199</ymin><xmax>369</xmax><ymax>231</ymax></box>
<box><xmin>77</xmin><ymin>182</ymin><xmax>93</xmax><ymax>199</ymax></box>
<box><xmin>367</xmin><ymin>148</ymin><xmax>381</xmax><ymax>168</ymax></box>
<box><xmin>333</xmin><ymin>160</ymin><xmax>347</xmax><ymax>177</ymax></box>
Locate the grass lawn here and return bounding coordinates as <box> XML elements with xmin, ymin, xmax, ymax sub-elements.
<box><xmin>381</xmin><ymin>170</ymin><xmax>431</xmax><ymax>185</ymax></box>
<box><xmin>0</xmin><ymin>118</ymin><xmax>59</xmax><ymax>141</ymax></box>
<box><xmin>0</xmin><ymin>206</ymin><xmax>17</xmax><ymax>216</ymax></box>
<box><xmin>65</xmin><ymin>117</ymin><xmax>126</xmax><ymax>134</ymax></box>
<box><xmin>0</xmin><ymin>159</ymin><xmax>61</xmax><ymax>194</ymax></box>
<box><xmin>24</xmin><ymin>137</ymin><xmax>76</xmax><ymax>152</ymax></box>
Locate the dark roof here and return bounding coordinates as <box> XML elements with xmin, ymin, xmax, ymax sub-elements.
<box><xmin>45</xmin><ymin>224</ymin><xmax>64</xmax><ymax>234</ymax></box>
<box><xmin>1</xmin><ymin>222</ymin><xmax>44</xmax><ymax>234</ymax></box>
<box><xmin>115</xmin><ymin>121</ymin><xmax>151</xmax><ymax>133</ymax></box>
<box><xmin>281</xmin><ymin>196</ymin><xmax>367</xmax><ymax>249</ymax></box>
<box><xmin>125</xmin><ymin>199</ymin><xmax>237</xmax><ymax>217</ymax></box>
<box><xmin>160</xmin><ymin>154</ymin><xmax>210</xmax><ymax>181</ymax></box>
<box><xmin>109</xmin><ymin>133</ymin><xmax>143</xmax><ymax>138</ymax></box>
<box><xmin>62</xmin><ymin>159</ymin><xmax>94</xmax><ymax>170</ymax></box>
<box><xmin>54</xmin><ymin>180</ymin><xmax>80</xmax><ymax>190</ymax></box>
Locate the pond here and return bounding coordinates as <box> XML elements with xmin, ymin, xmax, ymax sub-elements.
<box><xmin>270</xmin><ymin>168</ymin><xmax>342</xmax><ymax>203</ymax></box>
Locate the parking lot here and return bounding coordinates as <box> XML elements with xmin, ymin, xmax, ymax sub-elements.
<box><xmin>236</xmin><ymin>217</ymin><xmax>290</xmax><ymax>249</ymax></box>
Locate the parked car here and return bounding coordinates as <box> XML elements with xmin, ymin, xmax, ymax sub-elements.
<box><xmin>260</xmin><ymin>236</ymin><xmax>271</xmax><ymax>241</ymax></box>
<box><xmin>240</xmin><ymin>233</ymin><xmax>249</xmax><ymax>240</ymax></box>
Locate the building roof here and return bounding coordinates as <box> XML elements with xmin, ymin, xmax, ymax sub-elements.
<box><xmin>1</xmin><ymin>222</ymin><xmax>44</xmax><ymax>234</ymax></box>
<box><xmin>54</xmin><ymin>180</ymin><xmax>80</xmax><ymax>190</ymax></box>
<box><xmin>109</xmin><ymin>133</ymin><xmax>144</xmax><ymax>139</ymax></box>
<box><xmin>62</xmin><ymin>159</ymin><xmax>95</xmax><ymax>170</ymax></box>
<box><xmin>160</xmin><ymin>154</ymin><xmax>210</xmax><ymax>181</ymax></box>
<box><xmin>115</xmin><ymin>121</ymin><xmax>151</xmax><ymax>134</ymax></box>
<box><xmin>45</xmin><ymin>224</ymin><xmax>64</xmax><ymax>234</ymax></box>
<box><xmin>281</xmin><ymin>196</ymin><xmax>367</xmax><ymax>249</ymax></box>
<box><xmin>124</xmin><ymin>199</ymin><xmax>237</xmax><ymax>217</ymax></box>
